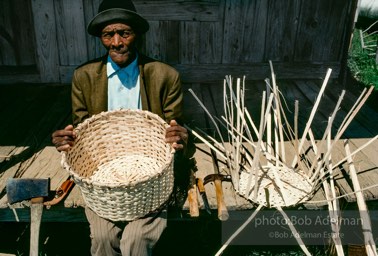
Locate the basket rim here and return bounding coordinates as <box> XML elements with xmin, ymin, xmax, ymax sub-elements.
<box><xmin>74</xmin><ymin>109</ymin><xmax>169</xmax><ymax>133</ymax></box>
<box><xmin>61</xmin><ymin>109</ymin><xmax>175</xmax><ymax>187</ymax></box>
<box><xmin>62</xmin><ymin>155</ymin><xmax>174</xmax><ymax>188</ymax></box>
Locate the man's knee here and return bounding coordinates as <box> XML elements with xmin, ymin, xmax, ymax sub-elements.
<box><xmin>90</xmin><ymin>227</ymin><xmax>119</xmax><ymax>245</ymax></box>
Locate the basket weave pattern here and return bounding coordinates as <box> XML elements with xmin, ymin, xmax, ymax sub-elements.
<box><xmin>61</xmin><ymin>109</ymin><xmax>174</xmax><ymax>221</ymax></box>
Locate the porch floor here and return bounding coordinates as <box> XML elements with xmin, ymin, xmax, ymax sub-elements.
<box><xmin>0</xmin><ymin>75</ymin><xmax>377</xmax><ymax>222</ymax></box>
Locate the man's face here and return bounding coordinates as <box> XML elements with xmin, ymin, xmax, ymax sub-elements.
<box><xmin>100</xmin><ymin>23</ymin><xmax>137</xmax><ymax>67</ymax></box>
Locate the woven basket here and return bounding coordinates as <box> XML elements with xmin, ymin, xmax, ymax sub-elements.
<box><xmin>61</xmin><ymin>109</ymin><xmax>174</xmax><ymax>221</ymax></box>
<box><xmin>238</xmin><ymin>166</ymin><xmax>313</xmax><ymax>207</ymax></box>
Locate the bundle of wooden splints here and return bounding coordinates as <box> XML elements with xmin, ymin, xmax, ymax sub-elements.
<box><xmin>188</xmin><ymin>61</ymin><xmax>378</xmax><ymax>256</ymax></box>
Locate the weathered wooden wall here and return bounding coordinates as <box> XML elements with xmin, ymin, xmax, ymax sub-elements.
<box><xmin>0</xmin><ymin>0</ymin><xmax>357</xmax><ymax>84</ymax></box>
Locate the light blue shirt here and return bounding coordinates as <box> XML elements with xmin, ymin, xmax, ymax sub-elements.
<box><xmin>107</xmin><ymin>55</ymin><xmax>141</xmax><ymax>111</ymax></box>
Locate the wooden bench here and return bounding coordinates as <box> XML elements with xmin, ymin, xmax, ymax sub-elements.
<box><xmin>1</xmin><ymin>79</ymin><xmax>377</xmax><ymax>223</ymax></box>
<box><xmin>1</xmin><ymin>138</ymin><xmax>377</xmax><ymax>223</ymax></box>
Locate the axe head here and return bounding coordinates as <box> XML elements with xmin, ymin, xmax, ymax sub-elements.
<box><xmin>6</xmin><ymin>178</ymin><xmax>49</xmax><ymax>204</ymax></box>
<box><xmin>203</xmin><ymin>174</ymin><xmax>231</xmax><ymax>185</ymax></box>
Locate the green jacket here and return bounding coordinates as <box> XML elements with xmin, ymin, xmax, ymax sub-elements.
<box><xmin>71</xmin><ymin>53</ymin><xmax>184</xmax><ymax>126</ymax></box>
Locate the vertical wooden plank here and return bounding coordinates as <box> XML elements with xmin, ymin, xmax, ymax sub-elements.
<box><xmin>199</xmin><ymin>22</ymin><xmax>222</xmax><ymax>64</ymax></box>
<box><xmin>0</xmin><ymin>0</ymin><xmax>16</xmax><ymax>66</ymax></box>
<box><xmin>294</xmin><ymin>0</ymin><xmax>351</xmax><ymax>62</ymax></box>
<box><xmin>180</xmin><ymin>22</ymin><xmax>200</xmax><ymax>64</ymax></box>
<box><xmin>134</xmin><ymin>0</ymin><xmax>219</xmax><ymax>22</ymax></box>
<box><xmin>31</xmin><ymin>0</ymin><xmax>60</xmax><ymax>82</ymax></box>
<box><xmin>222</xmin><ymin>0</ymin><xmax>268</xmax><ymax>63</ymax></box>
<box><xmin>145</xmin><ymin>21</ymin><xmax>179</xmax><ymax>63</ymax></box>
<box><xmin>265</xmin><ymin>0</ymin><xmax>301</xmax><ymax>62</ymax></box>
<box><xmin>222</xmin><ymin>0</ymin><xmax>243</xmax><ymax>63</ymax></box>
<box><xmin>240</xmin><ymin>0</ymin><xmax>268</xmax><ymax>63</ymax></box>
<box><xmin>13</xmin><ymin>0</ymin><xmax>37</xmax><ymax>66</ymax></box>
<box><xmin>199</xmin><ymin>0</ymin><xmax>224</xmax><ymax>64</ymax></box>
<box><xmin>145</xmin><ymin>21</ymin><xmax>160</xmax><ymax>60</ymax></box>
<box><xmin>54</xmin><ymin>0</ymin><xmax>88</xmax><ymax>66</ymax></box>
<box><xmin>83</xmin><ymin>0</ymin><xmax>105</xmax><ymax>60</ymax></box>
<box><xmin>165</xmin><ymin>21</ymin><xmax>180</xmax><ymax>64</ymax></box>
<box><xmin>0</xmin><ymin>0</ymin><xmax>36</xmax><ymax>66</ymax></box>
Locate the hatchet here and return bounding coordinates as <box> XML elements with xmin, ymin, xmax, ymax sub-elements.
<box><xmin>6</xmin><ymin>178</ymin><xmax>49</xmax><ymax>256</ymax></box>
<box><xmin>204</xmin><ymin>149</ymin><xmax>231</xmax><ymax>221</ymax></box>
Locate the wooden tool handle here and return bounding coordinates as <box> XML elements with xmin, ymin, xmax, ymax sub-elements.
<box><xmin>187</xmin><ymin>184</ymin><xmax>199</xmax><ymax>217</ymax></box>
<box><xmin>30</xmin><ymin>201</ymin><xmax>44</xmax><ymax>256</ymax></box>
<box><xmin>197</xmin><ymin>178</ymin><xmax>205</xmax><ymax>193</ymax></box>
<box><xmin>214</xmin><ymin>179</ymin><xmax>229</xmax><ymax>221</ymax></box>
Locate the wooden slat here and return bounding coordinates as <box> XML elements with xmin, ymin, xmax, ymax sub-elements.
<box><xmin>2</xmin><ymin>0</ymin><xmax>356</xmax><ymax>84</ymax></box>
<box><xmin>177</xmin><ymin>62</ymin><xmax>341</xmax><ymax>83</ymax></box>
<box><xmin>198</xmin><ymin>0</ymin><xmax>224</xmax><ymax>64</ymax></box>
<box><xmin>294</xmin><ymin>0</ymin><xmax>353</xmax><ymax>62</ymax></box>
<box><xmin>331</xmin><ymin>139</ymin><xmax>378</xmax><ymax>202</ymax></box>
<box><xmin>294</xmin><ymin>79</ymin><xmax>376</xmax><ymax>139</ymax></box>
<box><xmin>145</xmin><ymin>21</ymin><xmax>180</xmax><ymax>63</ymax></box>
<box><xmin>0</xmin><ymin>85</ymin><xmax>71</xmax><ymax>196</ymax></box>
<box><xmin>265</xmin><ymin>0</ymin><xmax>301</xmax><ymax>62</ymax></box>
<box><xmin>0</xmin><ymin>80</ymin><xmax>376</xmax><ymax>222</ymax></box>
<box><xmin>54</xmin><ymin>0</ymin><xmax>88</xmax><ymax>66</ymax></box>
<box><xmin>58</xmin><ymin>62</ymin><xmax>341</xmax><ymax>85</ymax></box>
<box><xmin>222</xmin><ymin>0</ymin><xmax>268</xmax><ymax>63</ymax></box>
<box><xmin>135</xmin><ymin>1</ymin><xmax>219</xmax><ymax>22</ymax></box>
<box><xmin>0</xmin><ymin>0</ymin><xmax>36</xmax><ymax>66</ymax></box>
<box><xmin>0</xmin><ymin>206</ymin><xmax>87</xmax><ymax>222</ymax></box>
<box><xmin>0</xmin><ymin>74</ymin><xmax>40</xmax><ymax>84</ymax></box>
<box><xmin>0</xmin><ymin>0</ymin><xmax>16</xmax><ymax>66</ymax></box>
<box><xmin>31</xmin><ymin>0</ymin><xmax>60</xmax><ymax>83</ymax></box>
<box><xmin>82</xmin><ymin>0</ymin><xmax>104</xmax><ymax>60</ymax></box>
<box><xmin>321</xmin><ymin>82</ymin><xmax>378</xmax><ymax>138</ymax></box>
<box><xmin>239</xmin><ymin>0</ymin><xmax>268</xmax><ymax>63</ymax></box>
<box><xmin>180</xmin><ymin>22</ymin><xmax>200</xmax><ymax>64</ymax></box>
<box><xmin>20</xmin><ymin>147</ymin><xmax>68</xmax><ymax>191</ymax></box>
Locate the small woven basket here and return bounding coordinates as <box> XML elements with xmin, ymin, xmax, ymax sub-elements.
<box><xmin>61</xmin><ymin>109</ymin><xmax>174</xmax><ymax>221</ymax></box>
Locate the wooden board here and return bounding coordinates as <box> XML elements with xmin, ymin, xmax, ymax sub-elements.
<box><xmin>54</xmin><ymin>0</ymin><xmax>88</xmax><ymax>66</ymax></box>
<box><xmin>1</xmin><ymin>0</ymin><xmax>356</xmax><ymax>84</ymax></box>
<box><xmin>0</xmin><ymin>80</ymin><xmax>376</xmax><ymax>223</ymax></box>
<box><xmin>31</xmin><ymin>0</ymin><xmax>60</xmax><ymax>82</ymax></box>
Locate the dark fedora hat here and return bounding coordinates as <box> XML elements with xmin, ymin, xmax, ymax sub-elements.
<box><xmin>87</xmin><ymin>0</ymin><xmax>149</xmax><ymax>37</ymax></box>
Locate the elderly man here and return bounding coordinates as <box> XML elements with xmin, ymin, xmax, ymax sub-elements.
<box><xmin>51</xmin><ymin>0</ymin><xmax>194</xmax><ymax>255</ymax></box>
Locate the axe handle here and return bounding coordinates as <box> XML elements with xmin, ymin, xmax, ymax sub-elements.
<box><xmin>30</xmin><ymin>197</ymin><xmax>44</xmax><ymax>256</ymax></box>
<box><xmin>214</xmin><ymin>179</ymin><xmax>229</xmax><ymax>221</ymax></box>
<box><xmin>187</xmin><ymin>184</ymin><xmax>199</xmax><ymax>217</ymax></box>
<box><xmin>187</xmin><ymin>169</ymin><xmax>199</xmax><ymax>217</ymax></box>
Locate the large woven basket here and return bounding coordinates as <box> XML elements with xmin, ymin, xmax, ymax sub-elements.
<box><xmin>61</xmin><ymin>109</ymin><xmax>174</xmax><ymax>221</ymax></box>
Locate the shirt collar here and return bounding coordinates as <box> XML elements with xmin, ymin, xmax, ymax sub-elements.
<box><xmin>106</xmin><ymin>53</ymin><xmax>139</xmax><ymax>78</ymax></box>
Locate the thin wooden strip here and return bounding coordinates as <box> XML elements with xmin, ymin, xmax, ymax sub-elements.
<box><xmin>291</xmin><ymin>68</ymin><xmax>332</xmax><ymax>168</ymax></box>
<box><xmin>332</xmin><ymin>135</ymin><xmax>378</xmax><ymax>170</ymax></box>
<box><xmin>276</xmin><ymin>206</ymin><xmax>311</xmax><ymax>256</ymax></box>
<box><xmin>215</xmin><ymin>204</ymin><xmax>263</xmax><ymax>256</ymax></box>
<box><xmin>323</xmin><ymin>130</ymin><xmax>344</xmax><ymax>256</ymax></box>
<box><xmin>269</xmin><ymin>61</ymin><xmax>286</xmax><ymax>162</ymax></box>
<box><xmin>245</xmin><ymin>92</ymin><xmax>267</xmax><ymax>198</ymax></box>
<box><xmin>308</xmin><ymin>90</ymin><xmax>346</xmax><ymax>179</ymax></box>
<box><xmin>345</xmin><ymin>141</ymin><xmax>377</xmax><ymax>256</ymax></box>
<box><xmin>311</xmin><ymin>88</ymin><xmax>375</xmax><ymax>183</ymax></box>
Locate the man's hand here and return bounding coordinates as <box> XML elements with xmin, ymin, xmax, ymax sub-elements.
<box><xmin>165</xmin><ymin>120</ymin><xmax>188</xmax><ymax>151</ymax></box>
<box><xmin>52</xmin><ymin>125</ymin><xmax>76</xmax><ymax>152</ymax></box>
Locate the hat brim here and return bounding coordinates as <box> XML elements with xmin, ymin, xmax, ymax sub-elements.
<box><xmin>87</xmin><ymin>8</ymin><xmax>149</xmax><ymax>36</ymax></box>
